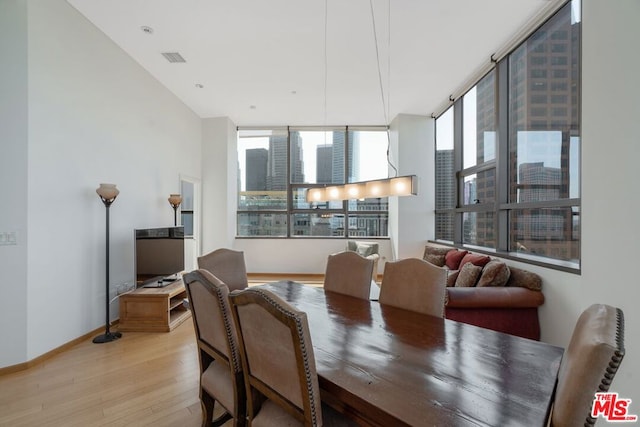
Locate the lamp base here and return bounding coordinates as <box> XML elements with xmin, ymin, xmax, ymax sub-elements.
<box><xmin>92</xmin><ymin>331</ymin><xmax>122</xmax><ymax>344</ymax></box>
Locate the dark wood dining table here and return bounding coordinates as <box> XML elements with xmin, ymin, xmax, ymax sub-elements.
<box><xmin>258</xmin><ymin>281</ymin><xmax>563</xmax><ymax>427</ymax></box>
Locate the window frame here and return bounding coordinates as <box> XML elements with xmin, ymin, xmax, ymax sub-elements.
<box><xmin>237</xmin><ymin>126</ymin><xmax>390</xmax><ymax>239</ymax></box>
<box><xmin>434</xmin><ymin>1</ymin><xmax>581</xmax><ymax>273</ymax></box>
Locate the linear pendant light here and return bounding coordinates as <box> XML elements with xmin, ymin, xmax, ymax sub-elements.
<box><xmin>306</xmin><ymin>175</ymin><xmax>417</xmax><ymax>203</ymax></box>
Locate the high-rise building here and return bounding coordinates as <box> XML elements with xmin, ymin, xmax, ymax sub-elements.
<box><xmin>316</xmin><ymin>145</ymin><xmax>333</xmax><ymax>184</ymax></box>
<box><xmin>245</xmin><ymin>148</ymin><xmax>268</xmax><ymax>191</ymax></box>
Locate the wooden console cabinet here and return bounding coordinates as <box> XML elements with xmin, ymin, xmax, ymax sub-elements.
<box><xmin>119</xmin><ymin>280</ymin><xmax>191</xmax><ymax>332</ymax></box>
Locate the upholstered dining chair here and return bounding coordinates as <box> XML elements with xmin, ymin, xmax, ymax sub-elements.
<box><xmin>323</xmin><ymin>251</ymin><xmax>375</xmax><ymax>300</ymax></box>
<box><xmin>197</xmin><ymin>248</ymin><xmax>248</xmax><ymax>292</ymax></box>
<box><xmin>229</xmin><ymin>287</ymin><xmax>356</xmax><ymax>427</ymax></box>
<box><xmin>379</xmin><ymin>258</ymin><xmax>447</xmax><ymax>317</ymax></box>
<box><xmin>183</xmin><ymin>269</ymin><xmax>246</xmax><ymax>427</ymax></box>
<box><xmin>550</xmin><ymin>304</ymin><xmax>626</xmax><ymax>427</ymax></box>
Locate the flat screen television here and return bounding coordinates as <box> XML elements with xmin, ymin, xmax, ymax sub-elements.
<box><xmin>134</xmin><ymin>226</ymin><xmax>185</xmax><ymax>287</ymax></box>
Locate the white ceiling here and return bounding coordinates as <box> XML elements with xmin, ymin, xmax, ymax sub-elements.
<box><xmin>66</xmin><ymin>0</ymin><xmax>551</xmax><ymax>127</ymax></box>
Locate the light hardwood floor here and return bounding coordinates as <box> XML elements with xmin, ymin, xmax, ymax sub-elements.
<box><xmin>0</xmin><ymin>277</ymin><xmax>330</xmax><ymax>427</ymax></box>
<box><xmin>0</xmin><ymin>320</ymin><xmax>214</xmax><ymax>427</ymax></box>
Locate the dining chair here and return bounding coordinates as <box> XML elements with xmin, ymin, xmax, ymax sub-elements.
<box><xmin>198</xmin><ymin>248</ymin><xmax>248</xmax><ymax>292</ymax></box>
<box><xmin>183</xmin><ymin>269</ymin><xmax>246</xmax><ymax>427</ymax></box>
<box><xmin>229</xmin><ymin>287</ymin><xmax>356</xmax><ymax>427</ymax></box>
<box><xmin>379</xmin><ymin>257</ymin><xmax>447</xmax><ymax>317</ymax></box>
<box><xmin>550</xmin><ymin>304</ymin><xmax>626</xmax><ymax>427</ymax></box>
<box><xmin>323</xmin><ymin>251</ymin><xmax>375</xmax><ymax>300</ymax></box>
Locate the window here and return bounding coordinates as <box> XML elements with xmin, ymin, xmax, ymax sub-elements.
<box><xmin>237</xmin><ymin>127</ymin><xmax>389</xmax><ymax>237</ymax></box>
<box><xmin>434</xmin><ymin>1</ymin><xmax>581</xmax><ymax>269</ymax></box>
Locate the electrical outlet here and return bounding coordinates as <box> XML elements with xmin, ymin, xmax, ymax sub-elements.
<box><xmin>0</xmin><ymin>231</ymin><xmax>17</xmax><ymax>246</ymax></box>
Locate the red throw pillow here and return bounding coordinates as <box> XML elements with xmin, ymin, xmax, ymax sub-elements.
<box><xmin>445</xmin><ymin>250</ymin><xmax>468</xmax><ymax>270</ymax></box>
<box><xmin>458</xmin><ymin>253</ymin><xmax>491</xmax><ymax>271</ymax></box>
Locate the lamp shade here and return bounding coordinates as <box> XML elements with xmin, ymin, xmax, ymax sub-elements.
<box><xmin>96</xmin><ymin>183</ymin><xmax>119</xmax><ymax>201</ymax></box>
<box><xmin>168</xmin><ymin>194</ymin><xmax>182</xmax><ymax>207</ymax></box>
<box><xmin>305</xmin><ymin>175</ymin><xmax>418</xmax><ymax>203</ymax></box>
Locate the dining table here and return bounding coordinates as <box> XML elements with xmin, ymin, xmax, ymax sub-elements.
<box><xmin>257</xmin><ymin>280</ymin><xmax>563</xmax><ymax>427</ymax></box>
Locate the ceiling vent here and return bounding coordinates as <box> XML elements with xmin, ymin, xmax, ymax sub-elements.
<box><xmin>161</xmin><ymin>52</ymin><xmax>186</xmax><ymax>63</ymax></box>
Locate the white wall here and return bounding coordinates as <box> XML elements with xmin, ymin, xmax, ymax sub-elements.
<box><xmin>1</xmin><ymin>0</ymin><xmax>202</xmax><ymax>364</ymax></box>
<box><xmin>389</xmin><ymin>114</ymin><xmax>434</xmax><ymax>260</ymax></box>
<box><xmin>201</xmin><ymin>117</ymin><xmax>237</xmax><ymax>253</ymax></box>
<box><xmin>0</xmin><ymin>0</ymin><xmax>29</xmax><ymax>367</ymax></box>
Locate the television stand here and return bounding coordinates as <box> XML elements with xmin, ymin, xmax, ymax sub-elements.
<box><xmin>119</xmin><ymin>280</ymin><xmax>191</xmax><ymax>332</ymax></box>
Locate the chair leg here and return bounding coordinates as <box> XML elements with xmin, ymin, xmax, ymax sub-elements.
<box><xmin>201</xmin><ymin>391</ymin><xmax>216</xmax><ymax>427</ymax></box>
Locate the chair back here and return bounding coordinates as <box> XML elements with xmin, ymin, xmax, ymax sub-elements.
<box><xmin>324</xmin><ymin>251</ymin><xmax>374</xmax><ymax>300</ymax></box>
<box><xmin>183</xmin><ymin>269</ymin><xmax>245</xmax><ymax>425</ymax></box>
<box><xmin>198</xmin><ymin>248</ymin><xmax>248</xmax><ymax>292</ymax></box>
<box><xmin>551</xmin><ymin>304</ymin><xmax>625</xmax><ymax>427</ymax></box>
<box><xmin>379</xmin><ymin>258</ymin><xmax>447</xmax><ymax>317</ymax></box>
<box><xmin>229</xmin><ymin>288</ymin><xmax>323</xmax><ymax>427</ymax></box>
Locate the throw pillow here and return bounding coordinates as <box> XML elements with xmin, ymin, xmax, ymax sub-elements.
<box><xmin>458</xmin><ymin>253</ymin><xmax>491</xmax><ymax>271</ymax></box>
<box><xmin>355</xmin><ymin>243</ymin><xmax>375</xmax><ymax>257</ymax></box>
<box><xmin>424</xmin><ymin>253</ymin><xmax>446</xmax><ymax>267</ymax></box>
<box><xmin>445</xmin><ymin>250</ymin><xmax>468</xmax><ymax>270</ymax></box>
<box><xmin>476</xmin><ymin>260</ymin><xmax>511</xmax><ymax>287</ymax></box>
<box><xmin>454</xmin><ymin>263</ymin><xmax>483</xmax><ymax>287</ymax></box>
<box><xmin>423</xmin><ymin>245</ymin><xmax>453</xmax><ymax>257</ymax></box>
<box><xmin>506</xmin><ymin>267</ymin><xmax>543</xmax><ymax>291</ymax></box>
<box><xmin>446</xmin><ymin>270</ymin><xmax>459</xmax><ymax>287</ymax></box>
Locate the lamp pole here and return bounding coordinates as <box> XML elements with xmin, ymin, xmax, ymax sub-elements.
<box><xmin>93</xmin><ymin>184</ymin><xmax>122</xmax><ymax>344</ymax></box>
<box><xmin>168</xmin><ymin>194</ymin><xmax>182</xmax><ymax>226</ymax></box>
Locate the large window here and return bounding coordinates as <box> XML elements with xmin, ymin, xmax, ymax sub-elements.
<box><xmin>237</xmin><ymin>127</ymin><xmax>389</xmax><ymax>237</ymax></box>
<box><xmin>434</xmin><ymin>1</ymin><xmax>580</xmax><ymax>269</ymax></box>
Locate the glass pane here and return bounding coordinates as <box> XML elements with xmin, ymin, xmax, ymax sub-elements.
<box><xmin>435</xmin><ymin>107</ymin><xmax>455</xmax><ymax>210</ymax></box>
<box><xmin>347</xmin><ymin>130</ymin><xmax>388</xmax><ymax>182</ymax></box>
<box><xmin>238</xmin><ymin>192</ymin><xmax>287</xmax><ymax>211</ymax></box>
<box><xmin>463</xmin><ymin>70</ymin><xmax>496</xmax><ymax>168</ymax></box>
<box><xmin>508</xmin><ymin>2</ymin><xmax>580</xmax><ymax>203</ymax></box>
<box><xmin>462</xmin><ymin>169</ymin><xmax>496</xmax><ymax>205</ymax></box>
<box><xmin>347</xmin><ymin>214</ymin><xmax>389</xmax><ymax>237</ymax></box>
<box><xmin>510</xmin><ymin>207</ymin><xmax>580</xmax><ymax>262</ymax></box>
<box><xmin>289</xmin><ymin>130</ymin><xmax>346</xmax><ymax>184</ymax></box>
<box><xmin>463</xmin><ymin>212</ymin><xmax>495</xmax><ymax>248</ymax></box>
<box><xmin>290</xmin><ymin>213</ymin><xmax>345</xmax><ymax>237</ymax></box>
<box><xmin>237</xmin><ymin>213</ymin><xmax>287</xmax><ymax>237</ymax></box>
<box><xmin>435</xmin><ymin>212</ymin><xmax>454</xmax><ymax>242</ymax></box>
<box><xmin>238</xmin><ymin>129</ymin><xmax>288</xmax><ymax>210</ymax></box>
<box><xmin>292</xmin><ymin>187</ymin><xmax>342</xmax><ymax>210</ymax></box>
<box><xmin>346</xmin><ymin>197</ymin><xmax>388</xmax><ymax>212</ymax></box>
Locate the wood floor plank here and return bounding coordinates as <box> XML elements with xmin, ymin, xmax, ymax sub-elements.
<box><xmin>0</xmin><ymin>321</ymin><xmax>205</xmax><ymax>427</ymax></box>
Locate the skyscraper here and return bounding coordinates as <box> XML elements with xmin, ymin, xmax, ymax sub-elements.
<box><xmin>245</xmin><ymin>148</ymin><xmax>268</xmax><ymax>191</ymax></box>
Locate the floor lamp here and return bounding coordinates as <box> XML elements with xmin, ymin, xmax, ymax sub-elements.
<box><xmin>168</xmin><ymin>194</ymin><xmax>182</xmax><ymax>226</ymax></box>
<box><xmin>93</xmin><ymin>183</ymin><xmax>122</xmax><ymax>344</ymax></box>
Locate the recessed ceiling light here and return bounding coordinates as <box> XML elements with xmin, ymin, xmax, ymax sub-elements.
<box><xmin>140</xmin><ymin>26</ymin><xmax>154</xmax><ymax>34</ymax></box>
<box><xmin>291</xmin><ymin>90</ymin><xmax>297</xmax><ymax>95</ymax></box>
<box><xmin>195</xmin><ymin>83</ymin><xmax>204</xmax><ymax>89</ymax></box>
<box><xmin>249</xmin><ymin>105</ymin><xmax>257</xmax><ymax>110</ymax></box>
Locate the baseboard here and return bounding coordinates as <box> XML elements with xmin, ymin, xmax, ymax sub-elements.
<box><xmin>247</xmin><ymin>272</ymin><xmax>326</xmax><ymax>284</ymax></box>
<box><xmin>247</xmin><ymin>272</ymin><xmax>382</xmax><ymax>285</ymax></box>
<box><xmin>0</xmin><ymin>323</ymin><xmax>118</xmax><ymax>377</ymax></box>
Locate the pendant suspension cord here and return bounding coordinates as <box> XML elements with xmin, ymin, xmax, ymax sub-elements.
<box><xmin>323</xmin><ymin>0</ymin><xmax>328</xmax><ymax>145</ymax></box>
<box><xmin>369</xmin><ymin>0</ymin><xmax>398</xmax><ymax>177</ymax></box>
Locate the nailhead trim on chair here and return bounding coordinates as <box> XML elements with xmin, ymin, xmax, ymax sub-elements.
<box><xmin>585</xmin><ymin>307</ymin><xmax>626</xmax><ymax>426</ymax></box>
<box><xmin>192</xmin><ymin>270</ymin><xmax>242</xmax><ymax>373</ymax></box>
<box><xmin>246</xmin><ymin>288</ymin><xmax>320</xmax><ymax>427</ymax></box>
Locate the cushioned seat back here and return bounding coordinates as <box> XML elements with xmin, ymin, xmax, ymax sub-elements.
<box><xmin>551</xmin><ymin>304</ymin><xmax>625</xmax><ymax>427</ymax></box>
<box><xmin>183</xmin><ymin>269</ymin><xmax>241</xmax><ymax>373</ymax></box>
<box><xmin>346</xmin><ymin>240</ymin><xmax>379</xmax><ymax>257</ymax></box>
<box><xmin>230</xmin><ymin>288</ymin><xmax>323</xmax><ymax>426</ymax></box>
<box><xmin>183</xmin><ymin>269</ymin><xmax>245</xmax><ymax>425</ymax></box>
<box><xmin>198</xmin><ymin>248</ymin><xmax>248</xmax><ymax>292</ymax></box>
<box><xmin>324</xmin><ymin>251</ymin><xmax>374</xmax><ymax>300</ymax></box>
<box><xmin>380</xmin><ymin>258</ymin><xmax>447</xmax><ymax>317</ymax></box>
